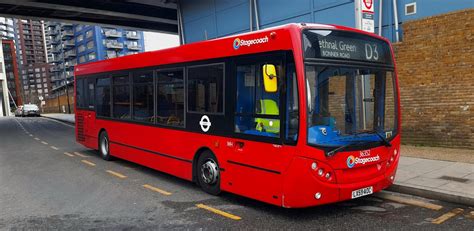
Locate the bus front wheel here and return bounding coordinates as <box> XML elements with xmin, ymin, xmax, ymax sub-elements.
<box><xmin>99</xmin><ymin>131</ymin><xmax>113</xmax><ymax>161</ymax></box>
<box><xmin>197</xmin><ymin>151</ymin><xmax>221</xmax><ymax>195</ymax></box>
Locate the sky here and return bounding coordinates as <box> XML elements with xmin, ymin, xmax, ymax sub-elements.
<box><xmin>143</xmin><ymin>32</ymin><xmax>180</xmax><ymax>51</ymax></box>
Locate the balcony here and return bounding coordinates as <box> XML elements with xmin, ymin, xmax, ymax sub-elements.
<box><xmin>64</xmin><ymin>62</ymin><xmax>76</xmax><ymax>68</ymax></box>
<box><xmin>125</xmin><ymin>31</ymin><xmax>140</xmax><ymax>40</ymax></box>
<box><xmin>104</xmin><ymin>30</ymin><xmax>122</xmax><ymax>38</ymax></box>
<box><xmin>51</xmin><ymin>56</ymin><xmax>63</xmax><ymax>63</ymax></box>
<box><xmin>52</xmin><ymin>47</ymin><xmax>62</xmax><ymax>54</ymax></box>
<box><xmin>105</xmin><ymin>41</ymin><xmax>124</xmax><ymax>49</ymax></box>
<box><xmin>61</xmin><ymin>30</ymin><xmax>74</xmax><ymax>39</ymax></box>
<box><xmin>64</xmin><ymin>50</ymin><xmax>76</xmax><ymax>59</ymax></box>
<box><xmin>61</xmin><ymin>23</ymin><xmax>73</xmax><ymax>27</ymax></box>
<box><xmin>64</xmin><ymin>39</ymin><xmax>75</xmax><ymax>47</ymax></box>
<box><xmin>50</xmin><ymin>65</ymin><xmax>63</xmax><ymax>72</ymax></box>
<box><xmin>126</xmin><ymin>44</ymin><xmax>142</xmax><ymax>51</ymax></box>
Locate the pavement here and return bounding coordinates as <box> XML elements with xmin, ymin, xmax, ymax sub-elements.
<box><xmin>41</xmin><ymin>113</ymin><xmax>75</xmax><ymax>124</ymax></box>
<box><xmin>2</xmin><ymin>116</ymin><xmax>473</xmax><ymax>229</ymax></box>
<box><xmin>40</xmin><ymin>113</ymin><xmax>474</xmax><ymax>207</ymax></box>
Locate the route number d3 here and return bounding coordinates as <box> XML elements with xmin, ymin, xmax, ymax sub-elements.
<box><xmin>365</xmin><ymin>43</ymin><xmax>379</xmax><ymax>61</ymax></box>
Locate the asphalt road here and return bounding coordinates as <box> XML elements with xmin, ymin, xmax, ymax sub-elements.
<box><xmin>0</xmin><ymin>116</ymin><xmax>473</xmax><ymax>230</ymax></box>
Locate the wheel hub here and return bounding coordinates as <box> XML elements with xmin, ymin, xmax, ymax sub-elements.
<box><xmin>201</xmin><ymin>159</ymin><xmax>219</xmax><ymax>185</ymax></box>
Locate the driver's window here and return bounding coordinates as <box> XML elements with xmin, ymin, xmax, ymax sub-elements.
<box><xmin>235</xmin><ymin>63</ymin><xmax>281</xmax><ymax>138</ymax></box>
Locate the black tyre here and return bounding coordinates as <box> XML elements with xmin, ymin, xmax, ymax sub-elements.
<box><xmin>99</xmin><ymin>131</ymin><xmax>113</xmax><ymax>161</ymax></box>
<box><xmin>197</xmin><ymin>150</ymin><xmax>221</xmax><ymax>195</ymax></box>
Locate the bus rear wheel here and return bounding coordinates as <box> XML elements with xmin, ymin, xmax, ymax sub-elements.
<box><xmin>99</xmin><ymin>131</ymin><xmax>113</xmax><ymax>161</ymax></box>
<box><xmin>197</xmin><ymin>151</ymin><xmax>221</xmax><ymax>195</ymax></box>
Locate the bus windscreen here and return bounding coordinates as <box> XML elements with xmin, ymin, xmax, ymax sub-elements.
<box><xmin>303</xmin><ymin>30</ymin><xmax>393</xmax><ymax>65</ymax></box>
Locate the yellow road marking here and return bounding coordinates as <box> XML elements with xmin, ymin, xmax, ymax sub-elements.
<box><xmin>81</xmin><ymin>160</ymin><xmax>96</xmax><ymax>166</ymax></box>
<box><xmin>74</xmin><ymin>152</ymin><xmax>89</xmax><ymax>158</ymax></box>
<box><xmin>375</xmin><ymin>192</ymin><xmax>443</xmax><ymax>210</ymax></box>
<box><xmin>106</xmin><ymin>170</ymin><xmax>127</xmax><ymax>179</ymax></box>
<box><xmin>64</xmin><ymin>152</ymin><xmax>74</xmax><ymax>157</ymax></box>
<box><xmin>196</xmin><ymin>204</ymin><xmax>242</xmax><ymax>220</ymax></box>
<box><xmin>41</xmin><ymin>141</ymin><xmax>49</xmax><ymax>145</ymax></box>
<box><xmin>50</xmin><ymin>146</ymin><xmax>59</xmax><ymax>150</ymax></box>
<box><xmin>34</xmin><ymin>137</ymin><xmax>40</xmax><ymax>140</ymax></box>
<box><xmin>432</xmin><ymin>208</ymin><xmax>464</xmax><ymax>224</ymax></box>
<box><xmin>143</xmin><ymin>184</ymin><xmax>172</xmax><ymax>196</ymax></box>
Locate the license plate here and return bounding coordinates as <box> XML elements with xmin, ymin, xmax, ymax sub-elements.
<box><xmin>351</xmin><ymin>186</ymin><xmax>373</xmax><ymax>199</ymax></box>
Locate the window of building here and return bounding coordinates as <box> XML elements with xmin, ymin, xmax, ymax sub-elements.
<box><xmin>132</xmin><ymin>71</ymin><xmax>154</xmax><ymax>123</ymax></box>
<box><xmin>88</xmin><ymin>52</ymin><xmax>96</xmax><ymax>61</ymax></box>
<box><xmin>77</xmin><ymin>34</ymin><xmax>84</xmax><ymax>42</ymax></box>
<box><xmin>86</xmin><ymin>40</ymin><xmax>94</xmax><ymax>49</ymax></box>
<box><xmin>113</xmin><ymin>75</ymin><xmax>130</xmax><ymax>119</ymax></box>
<box><xmin>85</xmin><ymin>29</ymin><xmax>93</xmax><ymax>38</ymax></box>
<box><xmin>156</xmin><ymin>69</ymin><xmax>184</xmax><ymax>127</ymax></box>
<box><xmin>96</xmin><ymin>77</ymin><xmax>111</xmax><ymax>117</ymax></box>
<box><xmin>187</xmin><ymin>64</ymin><xmax>224</xmax><ymax>114</ymax></box>
<box><xmin>75</xmin><ymin>25</ymin><xmax>83</xmax><ymax>32</ymax></box>
<box><xmin>79</xmin><ymin>56</ymin><xmax>86</xmax><ymax>63</ymax></box>
<box><xmin>78</xmin><ymin>44</ymin><xmax>86</xmax><ymax>53</ymax></box>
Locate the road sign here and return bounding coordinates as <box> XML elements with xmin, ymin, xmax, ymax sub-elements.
<box><xmin>355</xmin><ymin>0</ymin><xmax>375</xmax><ymax>33</ymax></box>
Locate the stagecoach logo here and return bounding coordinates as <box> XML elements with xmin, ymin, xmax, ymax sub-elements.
<box><xmin>346</xmin><ymin>154</ymin><xmax>380</xmax><ymax>168</ymax></box>
<box><xmin>199</xmin><ymin>115</ymin><xmax>212</xmax><ymax>132</ymax></box>
<box><xmin>233</xmin><ymin>36</ymin><xmax>269</xmax><ymax>50</ymax></box>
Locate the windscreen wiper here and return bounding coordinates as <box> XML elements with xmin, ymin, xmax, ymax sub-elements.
<box><xmin>352</xmin><ymin>130</ymin><xmax>392</xmax><ymax>147</ymax></box>
<box><xmin>326</xmin><ymin>131</ymin><xmax>392</xmax><ymax>157</ymax></box>
<box><xmin>326</xmin><ymin>140</ymin><xmax>366</xmax><ymax>157</ymax></box>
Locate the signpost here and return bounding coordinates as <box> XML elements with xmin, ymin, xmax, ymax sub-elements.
<box><xmin>355</xmin><ymin>0</ymin><xmax>375</xmax><ymax>33</ymax></box>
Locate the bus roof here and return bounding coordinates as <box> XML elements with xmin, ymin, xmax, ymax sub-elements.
<box><xmin>74</xmin><ymin>23</ymin><xmax>388</xmax><ymax>76</ymax></box>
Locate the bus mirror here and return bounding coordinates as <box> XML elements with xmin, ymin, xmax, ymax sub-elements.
<box><xmin>262</xmin><ymin>64</ymin><xmax>277</xmax><ymax>93</ymax></box>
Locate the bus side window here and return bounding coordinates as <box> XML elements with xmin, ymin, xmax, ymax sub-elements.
<box><xmin>76</xmin><ymin>78</ymin><xmax>84</xmax><ymax>108</ymax></box>
<box><xmin>112</xmin><ymin>75</ymin><xmax>131</xmax><ymax>119</ymax></box>
<box><xmin>87</xmin><ymin>79</ymin><xmax>95</xmax><ymax>109</ymax></box>
<box><xmin>96</xmin><ymin>77</ymin><xmax>111</xmax><ymax>117</ymax></box>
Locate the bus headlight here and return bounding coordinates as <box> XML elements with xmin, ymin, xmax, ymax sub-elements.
<box><xmin>311</xmin><ymin>162</ymin><xmax>317</xmax><ymax>170</ymax></box>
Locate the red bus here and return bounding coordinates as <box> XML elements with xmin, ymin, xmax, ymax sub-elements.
<box><xmin>74</xmin><ymin>23</ymin><xmax>400</xmax><ymax>208</ymax></box>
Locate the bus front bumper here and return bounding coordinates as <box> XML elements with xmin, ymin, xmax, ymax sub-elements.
<box><xmin>281</xmin><ymin>156</ymin><xmax>399</xmax><ymax>208</ymax></box>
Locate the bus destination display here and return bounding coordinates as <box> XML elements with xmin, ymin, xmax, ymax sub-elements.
<box><xmin>303</xmin><ymin>30</ymin><xmax>392</xmax><ymax>65</ymax></box>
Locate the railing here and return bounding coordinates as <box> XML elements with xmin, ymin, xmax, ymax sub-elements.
<box><xmin>64</xmin><ymin>50</ymin><xmax>76</xmax><ymax>58</ymax></box>
<box><xmin>64</xmin><ymin>40</ymin><xmax>75</xmax><ymax>46</ymax></box>
<box><xmin>105</xmin><ymin>41</ymin><xmax>124</xmax><ymax>49</ymax></box>
<box><xmin>125</xmin><ymin>31</ymin><xmax>140</xmax><ymax>39</ymax></box>
<box><xmin>104</xmin><ymin>30</ymin><xmax>122</xmax><ymax>38</ymax></box>
<box><xmin>126</xmin><ymin>44</ymin><xmax>142</xmax><ymax>50</ymax></box>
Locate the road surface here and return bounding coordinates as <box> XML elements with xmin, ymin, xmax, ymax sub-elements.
<box><xmin>0</xmin><ymin>117</ymin><xmax>472</xmax><ymax>229</ymax></box>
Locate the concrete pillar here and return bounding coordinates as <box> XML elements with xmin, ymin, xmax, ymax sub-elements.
<box><xmin>0</xmin><ymin>39</ymin><xmax>12</xmax><ymax>117</ymax></box>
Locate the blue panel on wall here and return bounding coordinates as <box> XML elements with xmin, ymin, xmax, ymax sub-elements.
<box><xmin>184</xmin><ymin>15</ymin><xmax>217</xmax><ymax>43</ymax></box>
<box><xmin>313</xmin><ymin>0</ymin><xmax>353</xmax><ymax>11</ymax></box>
<box><xmin>215</xmin><ymin>0</ymin><xmax>248</xmax><ymax>11</ymax></box>
<box><xmin>261</xmin><ymin>13</ymin><xmax>312</xmax><ymax>29</ymax></box>
<box><xmin>181</xmin><ymin>0</ymin><xmax>215</xmax><ymax>23</ymax></box>
<box><xmin>314</xmin><ymin>2</ymin><xmax>355</xmax><ymax>28</ymax></box>
<box><xmin>216</xmin><ymin>2</ymin><xmax>250</xmax><ymax>36</ymax></box>
<box><xmin>257</xmin><ymin>0</ymin><xmax>311</xmax><ymax>25</ymax></box>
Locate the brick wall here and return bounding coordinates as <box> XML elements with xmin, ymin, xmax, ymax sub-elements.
<box><xmin>393</xmin><ymin>9</ymin><xmax>473</xmax><ymax>149</ymax></box>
